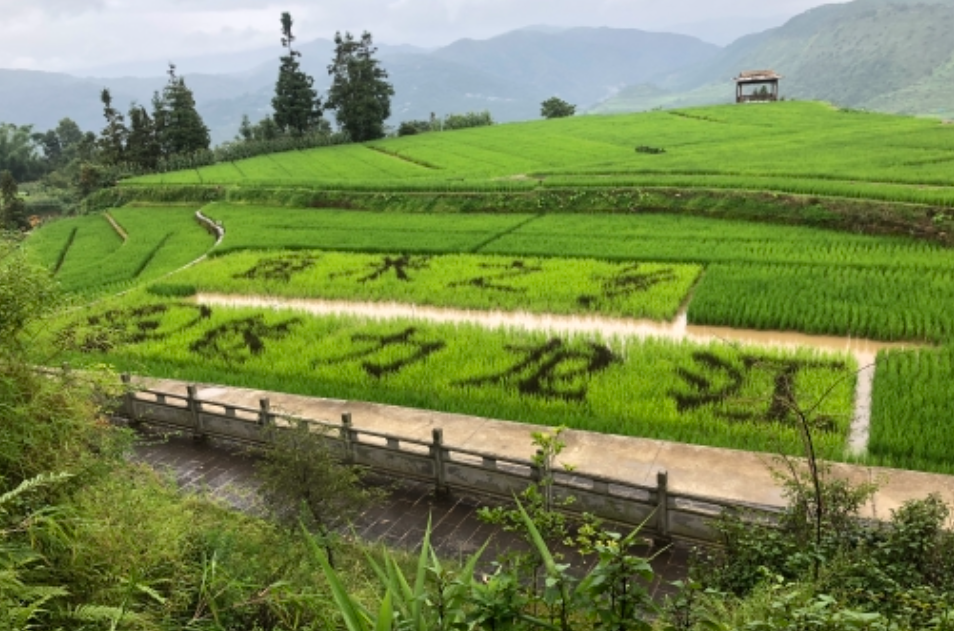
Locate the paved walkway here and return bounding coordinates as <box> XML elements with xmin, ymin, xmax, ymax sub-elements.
<box><xmin>133</xmin><ymin>430</ymin><xmax>689</xmax><ymax>601</ymax></box>
<box><xmin>135</xmin><ymin>376</ymin><xmax>954</xmax><ymax>521</ymax></box>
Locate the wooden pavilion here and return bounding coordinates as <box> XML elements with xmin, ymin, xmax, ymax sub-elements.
<box><xmin>734</xmin><ymin>70</ymin><xmax>782</xmax><ymax>103</ymax></box>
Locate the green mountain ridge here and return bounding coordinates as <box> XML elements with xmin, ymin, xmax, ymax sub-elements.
<box><xmin>596</xmin><ymin>0</ymin><xmax>954</xmax><ymax>116</ymax></box>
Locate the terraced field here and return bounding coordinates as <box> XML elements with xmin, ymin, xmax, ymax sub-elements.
<box><xmin>26</xmin><ymin>101</ymin><xmax>954</xmax><ymax>475</ymax></box>
<box><xmin>128</xmin><ymin>102</ymin><xmax>954</xmax><ymax>206</ymax></box>
<box><xmin>54</xmin><ymin>292</ymin><xmax>857</xmax><ymax>459</ymax></box>
<box><xmin>27</xmin><ymin>206</ymin><xmax>215</xmax><ymax>295</ymax></box>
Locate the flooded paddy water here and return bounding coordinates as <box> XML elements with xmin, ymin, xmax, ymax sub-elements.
<box><xmin>195</xmin><ymin>293</ymin><xmax>918</xmax><ymax>455</ymax></box>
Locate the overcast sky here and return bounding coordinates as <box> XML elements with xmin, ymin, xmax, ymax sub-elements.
<box><xmin>1</xmin><ymin>0</ymin><xmax>848</xmax><ymax>73</ymax></box>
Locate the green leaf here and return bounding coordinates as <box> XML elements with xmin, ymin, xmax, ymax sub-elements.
<box><xmin>305</xmin><ymin>525</ymin><xmax>370</xmax><ymax>631</ymax></box>
<box><xmin>374</xmin><ymin>589</ymin><xmax>393</xmax><ymax>631</ymax></box>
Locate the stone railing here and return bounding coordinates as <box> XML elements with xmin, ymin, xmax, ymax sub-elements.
<box><xmin>119</xmin><ymin>376</ymin><xmax>781</xmax><ymax>544</ymax></box>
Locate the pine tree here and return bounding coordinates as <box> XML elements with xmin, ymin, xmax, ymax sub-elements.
<box><xmin>0</xmin><ymin>170</ymin><xmax>28</xmax><ymax>231</ymax></box>
<box><xmin>325</xmin><ymin>31</ymin><xmax>394</xmax><ymax>142</ymax></box>
<box><xmin>272</xmin><ymin>12</ymin><xmax>323</xmax><ymax>137</ymax></box>
<box><xmin>237</xmin><ymin>114</ymin><xmax>254</xmax><ymax>142</ymax></box>
<box><xmin>97</xmin><ymin>88</ymin><xmax>127</xmax><ymax>166</ymax></box>
<box><xmin>125</xmin><ymin>104</ymin><xmax>161</xmax><ymax>171</ymax></box>
<box><xmin>153</xmin><ymin>64</ymin><xmax>210</xmax><ymax>157</ymax></box>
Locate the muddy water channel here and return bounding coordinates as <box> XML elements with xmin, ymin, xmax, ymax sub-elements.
<box><xmin>196</xmin><ymin>293</ymin><xmax>918</xmax><ymax>455</ymax></box>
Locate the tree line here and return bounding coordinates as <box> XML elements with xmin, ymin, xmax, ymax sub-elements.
<box><xmin>0</xmin><ymin>12</ymin><xmax>394</xmax><ymax>222</ymax></box>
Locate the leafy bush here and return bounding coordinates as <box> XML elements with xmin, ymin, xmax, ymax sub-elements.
<box><xmin>397</xmin><ymin>120</ymin><xmax>433</xmax><ymax>136</ymax></box>
<box><xmin>441</xmin><ymin>110</ymin><xmax>494</xmax><ymax>131</ymax></box>
<box><xmin>541</xmin><ymin>97</ymin><xmax>576</xmax><ymax>119</ymax></box>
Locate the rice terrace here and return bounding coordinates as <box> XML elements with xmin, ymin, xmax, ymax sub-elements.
<box><xmin>27</xmin><ymin>101</ymin><xmax>954</xmax><ymax>477</ymax></box>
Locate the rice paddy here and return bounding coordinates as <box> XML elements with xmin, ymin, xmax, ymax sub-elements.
<box><xmin>125</xmin><ymin>102</ymin><xmax>954</xmax><ymax>207</ymax></box>
<box><xmin>25</xmin><ymin>100</ymin><xmax>954</xmax><ymax>474</ymax></box>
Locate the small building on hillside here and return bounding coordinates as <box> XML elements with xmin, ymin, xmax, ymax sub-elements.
<box><xmin>734</xmin><ymin>70</ymin><xmax>782</xmax><ymax>103</ymax></box>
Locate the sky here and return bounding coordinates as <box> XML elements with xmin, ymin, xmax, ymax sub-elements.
<box><xmin>0</xmin><ymin>0</ymin><xmax>848</xmax><ymax>74</ymax></box>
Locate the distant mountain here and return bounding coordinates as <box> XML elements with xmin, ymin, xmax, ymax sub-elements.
<box><xmin>596</xmin><ymin>0</ymin><xmax>954</xmax><ymax>117</ymax></box>
<box><xmin>0</xmin><ymin>27</ymin><xmax>719</xmax><ymax>143</ymax></box>
<box><xmin>0</xmin><ymin>69</ymin><xmax>266</xmax><ymax>142</ymax></box>
<box><xmin>432</xmin><ymin>27</ymin><xmax>720</xmax><ymax>107</ymax></box>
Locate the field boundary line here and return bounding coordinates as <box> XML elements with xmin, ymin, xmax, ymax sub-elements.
<box><xmin>52</xmin><ymin>227</ymin><xmax>78</xmax><ymax>276</ymax></box>
<box><xmin>469</xmin><ymin>214</ymin><xmax>543</xmax><ymax>253</ymax></box>
<box><xmin>104</xmin><ymin>211</ymin><xmax>129</xmax><ymax>242</ymax></box>
<box><xmin>365</xmin><ymin>145</ymin><xmax>440</xmax><ymax>170</ymax></box>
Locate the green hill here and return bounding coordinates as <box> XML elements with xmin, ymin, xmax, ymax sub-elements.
<box><xmin>596</xmin><ymin>0</ymin><xmax>954</xmax><ymax>117</ymax></box>
<box><xmin>128</xmin><ymin>101</ymin><xmax>954</xmax><ymax>207</ymax></box>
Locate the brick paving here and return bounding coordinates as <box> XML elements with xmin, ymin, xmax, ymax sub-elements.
<box><xmin>131</xmin><ymin>427</ymin><xmax>690</xmax><ymax>601</ymax></box>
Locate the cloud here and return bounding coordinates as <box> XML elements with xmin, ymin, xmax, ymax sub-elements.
<box><xmin>0</xmin><ymin>0</ymin><xmax>107</xmax><ymax>19</ymax></box>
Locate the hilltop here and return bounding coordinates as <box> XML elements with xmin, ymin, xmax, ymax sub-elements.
<box><xmin>127</xmin><ymin>101</ymin><xmax>954</xmax><ymax>210</ymax></box>
<box><xmin>597</xmin><ymin>0</ymin><xmax>954</xmax><ymax>117</ymax></box>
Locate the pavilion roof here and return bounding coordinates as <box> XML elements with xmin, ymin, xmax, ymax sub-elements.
<box><xmin>734</xmin><ymin>70</ymin><xmax>782</xmax><ymax>82</ymax></box>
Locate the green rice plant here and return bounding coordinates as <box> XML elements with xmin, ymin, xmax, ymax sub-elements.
<box><xmin>26</xmin><ymin>207</ymin><xmax>215</xmax><ymax>295</ymax></box>
<box><xmin>52</xmin><ymin>294</ymin><xmax>858</xmax><ymax>459</ymax></box>
<box><xmin>200</xmin><ymin>203</ymin><xmax>538</xmax><ymax>255</ymax></box>
<box><xmin>171</xmin><ymin>250</ymin><xmax>702</xmax><ymax>321</ymax></box>
<box><xmin>868</xmin><ymin>348</ymin><xmax>954</xmax><ymax>474</ymax></box>
<box><xmin>486</xmin><ymin>213</ymin><xmax>954</xmax><ymax>270</ymax></box>
<box><xmin>123</xmin><ymin>101</ymin><xmax>954</xmax><ymax>208</ymax></box>
<box><xmin>688</xmin><ymin>263</ymin><xmax>954</xmax><ymax>343</ymax></box>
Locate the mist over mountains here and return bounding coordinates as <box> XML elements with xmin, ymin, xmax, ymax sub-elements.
<box><xmin>2</xmin><ymin>0</ymin><xmax>952</xmax><ymax>144</ymax></box>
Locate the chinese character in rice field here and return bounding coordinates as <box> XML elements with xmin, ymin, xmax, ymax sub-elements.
<box><xmin>449</xmin><ymin>259</ymin><xmax>544</xmax><ymax>293</ymax></box>
<box><xmin>457</xmin><ymin>338</ymin><xmax>620</xmax><ymax>402</ymax></box>
<box><xmin>332</xmin><ymin>254</ymin><xmax>430</xmax><ymax>283</ymax></box>
<box><xmin>190</xmin><ymin>315</ymin><xmax>300</xmax><ymax>363</ymax></box>
<box><xmin>577</xmin><ymin>264</ymin><xmax>678</xmax><ymax>308</ymax></box>
<box><xmin>670</xmin><ymin>351</ymin><xmax>846</xmax><ymax>429</ymax></box>
<box><xmin>236</xmin><ymin>253</ymin><xmax>318</xmax><ymax>282</ymax></box>
<box><xmin>60</xmin><ymin>303</ymin><xmax>212</xmax><ymax>352</ymax></box>
<box><xmin>313</xmin><ymin>327</ymin><xmax>445</xmax><ymax>378</ymax></box>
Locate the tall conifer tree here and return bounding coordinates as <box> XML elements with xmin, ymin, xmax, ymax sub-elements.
<box><xmin>125</xmin><ymin>104</ymin><xmax>161</xmax><ymax>171</ymax></box>
<box><xmin>272</xmin><ymin>12</ymin><xmax>323</xmax><ymax>136</ymax></box>
<box><xmin>325</xmin><ymin>31</ymin><xmax>393</xmax><ymax>142</ymax></box>
<box><xmin>153</xmin><ymin>64</ymin><xmax>210</xmax><ymax>156</ymax></box>
<box><xmin>98</xmin><ymin>88</ymin><xmax>127</xmax><ymax>165</ymax></box>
